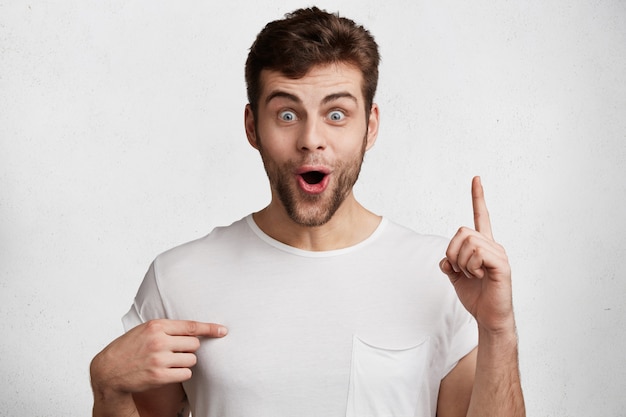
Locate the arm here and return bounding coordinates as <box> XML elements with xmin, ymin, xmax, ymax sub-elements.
<box><xmin>90</xmin><ymin>319</ymin><xmax>227</xmax><ymax>417</ymax></box>
<box><xmin>91</xmin><ymin>382</ymin><xmax>187</xmax><ymax>417</ymax></box>
<box><xmin>133</xmin><ymin>384</ymin><xmax>190</xmax><ymax>417</ymax></box>
<box><xmin>438</xmin><ymin>177</ymin><xmax>525</xmax><ymax>417</ymax></box>
<box><xmin>467</xmin><ymin>327</ymin><xmax>524</xmax><ymax>416</ymax></box>
<box><xmin>437</xmin><ymin>348</ymin><xmax>476</xmax><ymax>417</ymax></box>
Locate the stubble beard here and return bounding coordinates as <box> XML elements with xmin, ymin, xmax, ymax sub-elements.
<box><xmin>258</xmin><ymin>135</ymin><xmax>367</xmax><ymax>227</ymax></box>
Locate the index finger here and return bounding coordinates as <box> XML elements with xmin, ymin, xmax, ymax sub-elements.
<box><xmin>471</xmin><ymin>176</ymin><xmax>494</xmax><ymax>239</ymax></box>
<box><xmin>159</xmin><ymin>319</ymin><xmax>228</xmax><ymax>338</ymax></box>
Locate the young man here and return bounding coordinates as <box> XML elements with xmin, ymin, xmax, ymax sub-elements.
<box><xmin>90</xmin><ymin>7</ymin><xmax>525</xmax><ymax>417</ymax></box>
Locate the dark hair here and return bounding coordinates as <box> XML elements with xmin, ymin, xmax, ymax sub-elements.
<box><xmin>245</xmin><ymin>7</ymin><xmax>380</xmax><ymax>116</ymax></box>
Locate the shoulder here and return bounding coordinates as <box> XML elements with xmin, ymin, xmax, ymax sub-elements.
<box><xmin>376</xmin><ymin>220</ymin><xmax>454</xmax><ymax>293</ymax></box>
<box><xmin>378</xmin><ymin>219</ymin><xmax>449</xmax><ymax>257</ymax></box>
<box><xmin>153</xmin><ymin>216</ymin><xmax>252</xmax><ymax>272</ymax></box>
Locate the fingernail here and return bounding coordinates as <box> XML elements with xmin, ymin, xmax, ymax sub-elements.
<box><xmin>219</xmin><ymin>327</ymin><xmax>228</xmax><ymax>337</ymax></box>
<box><xmin>439</xmin><ymin>258</ymin><xmax>447</xmax><ymax>271</ymax></box>
<box><xmin>440</xmin><ymin>258</ymin><xmax>452</xmax><ymax>273</ymax></box>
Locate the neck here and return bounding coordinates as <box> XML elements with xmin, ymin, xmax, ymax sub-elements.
<box><xmin>252</xmin><ymin>193</ymin><xmax>381</xmax><ymax>251</ymax></box>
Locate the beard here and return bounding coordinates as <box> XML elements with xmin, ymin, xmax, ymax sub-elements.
<box><xmin>257</xmin><ymin>135</ymin><xmax>367</xmax><ymax>227</ymax></box>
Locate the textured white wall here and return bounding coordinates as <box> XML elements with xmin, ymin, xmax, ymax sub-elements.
<box><xmin>1</xmin><ymin>1</ymin><xmax>625</xmax><ymax>415</ymax></box>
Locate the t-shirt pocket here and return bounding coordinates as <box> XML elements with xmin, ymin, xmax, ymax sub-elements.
<box><xmin>346</xmin><ymin>335</ymin><xmax>431</xmax><ymax>417</ymax></box>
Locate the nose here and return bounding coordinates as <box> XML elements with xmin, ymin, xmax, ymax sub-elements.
<box><xmin>297</xmin><ymin>119</ymin><xmax>326</xmax><ymax>152</ymax></box>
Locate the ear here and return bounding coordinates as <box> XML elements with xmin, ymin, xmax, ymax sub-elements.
<box><xmin>364</xmin><ymin>103</ymin><xmax>380</xmax><ymax>151</ymax></box>
<box><xmin>244</xmin><ymin>104</ymin><xmax>259</xmax><ymax>150</ymax></box>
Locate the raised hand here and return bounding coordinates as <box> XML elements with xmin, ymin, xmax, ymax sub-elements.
<box><xmin>440</xmin><ymin>177</ymin><xmax>515</xmax><ymax>333</ymax></box>
<box><xmin>91</xmin><ymin>320</ymin><xmax>228</xmax><ymax>397</ymax></box>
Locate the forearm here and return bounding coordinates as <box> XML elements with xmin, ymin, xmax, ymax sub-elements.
<box><xmin>466</xmin><ymin>326</ymin><xmax>525</xmax><ymax>417</ymax></box>
<box><xmin>91</xmin><ymin>385</ymin><xmax>139</xmax><ymax>417</ymax></box>
<box><xmin>90</xmin><ymin>353</ymin><xmax>139</xmax><ymax>417</ymax></box>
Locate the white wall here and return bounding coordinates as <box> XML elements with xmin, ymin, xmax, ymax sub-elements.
<box><xmin>1</xmin><ymin>1</ymin><xmax>625</xmax><ymax>415</ymax></box>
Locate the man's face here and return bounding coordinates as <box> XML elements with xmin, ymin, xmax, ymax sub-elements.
<box><xmin>245</xmin><ymin>63</ymin><xmax>379</xmax><ymax>227</ymax></box>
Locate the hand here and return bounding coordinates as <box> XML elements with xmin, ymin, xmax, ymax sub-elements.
<box><xmin>440</xmin><ymin>177</ymin><xmax>515</xmax><ymax>334</ymax></box>
<box><xmin>90</xmin><ymin>320</ymin><xmax>228</xmax><ymax>398</ymax></box>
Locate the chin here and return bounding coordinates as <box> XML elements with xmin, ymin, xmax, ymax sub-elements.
<box><xmin>285</xmin><ymin>197</ymin><xmax>344</xmax><ymax>227</ymax></box>
<box><xmin>287</xmin><ymin>207</ymin><xmax>334</xmax><ymax>227</ymax></box>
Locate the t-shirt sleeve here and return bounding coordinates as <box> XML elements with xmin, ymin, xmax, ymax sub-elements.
<box><xmin>121</xmin><ymin>261</ymin><xmax>168</xmax><ymax>332</ymax></box>
<box><xmin>442</xmin><ymin>295</ymin><xmax>478</xmax><ymax>377</ymax></box>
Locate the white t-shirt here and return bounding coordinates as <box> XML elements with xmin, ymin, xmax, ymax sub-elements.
<box><xmin>123</xmin><ymin>215</ymin><xmax>477</xmax><ymax>417</ymax></box>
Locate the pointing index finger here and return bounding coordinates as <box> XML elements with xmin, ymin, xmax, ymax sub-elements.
<box><xmin>472</xmin><ymin>176</ymin><xmax>494</xmax><ymax>240</ymax></box>
<box><xmin>161</xmin><ymin>320</ymin><xmax>228</xmax><ymax>338</ymax></box>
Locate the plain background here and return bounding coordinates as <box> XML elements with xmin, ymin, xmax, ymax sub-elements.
<box><xmin>1</xmin><ymin>1</ymin><xmax>625</xmax><ymax>415</ymax></box>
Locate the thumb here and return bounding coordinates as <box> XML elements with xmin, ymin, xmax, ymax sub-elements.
<box><xmin>440</xmin><ymin>258</ymin><xmax>465</xmax><ymax>284</ymax></box>
<box><xmin>439</xmin><ymin>258</ymin><xmax>455</xmax><ymax>277</ymax></box>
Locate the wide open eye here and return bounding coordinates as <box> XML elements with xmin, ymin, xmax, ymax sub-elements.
<box><xmin>327</xmin><ymin>110</ymin><xmax>346</xmax><ymax>122</ymax></box>
<box><xmin>279</xmin><ymin>110</ymin><xmax>297</xmax><ymax>122</ymax></box>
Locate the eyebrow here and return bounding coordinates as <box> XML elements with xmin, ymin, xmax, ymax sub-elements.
<box><xmin>265</xmin><ymin>91</ymin><xmax>301</xmax><ymax>106</ymax></box>
<box><xmin>264</xmin><ymin>90</ymin><xmax>358</xmax><ymax>106</ymax></box>
<box><xmin>321</xmin><ymin>92</ymin><xmax>358</xmax><ymax>106</ymax></box>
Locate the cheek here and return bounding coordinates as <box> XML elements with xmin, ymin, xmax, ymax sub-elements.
<box><xmin>257</xmin><ymin>137</ymin><xmax>292</xmax><ymax>168</ymax></box>
<box><xmin>259</xmin><ymin>138</ymin><xmax>292</xmax><ymax>161</ymax></box>
<box><xmin>334</xmin><ymin>129</ymin><xmax>368</xmax><ymax>154</ymax></box>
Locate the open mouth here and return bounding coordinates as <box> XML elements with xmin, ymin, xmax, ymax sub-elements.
<box><xmin>300</xmin><ymin>171</ymin><xmax>326</xmax><ymax>185</ymax></box>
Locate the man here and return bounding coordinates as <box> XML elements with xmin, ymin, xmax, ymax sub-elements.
<box><xmin>90</xmin><ymin>7</ymin><xmax>525</xmax><ymax>417</ymax></box>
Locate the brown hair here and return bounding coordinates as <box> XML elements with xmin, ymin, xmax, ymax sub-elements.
<box><xmin>245</xmin><ymin>7</ymin><xmax>380</xmax><ymax>116</ymax></box>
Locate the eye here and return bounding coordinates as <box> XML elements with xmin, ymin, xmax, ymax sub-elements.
<box><xmin>327</xmin><ymin>110</ymin><xmax>346</xmax><ymax>122</ymax></box>
<box><xmin>279</xmin><ymin>110</ymin><xmax>297</xmax><ymax>122</ymax></box>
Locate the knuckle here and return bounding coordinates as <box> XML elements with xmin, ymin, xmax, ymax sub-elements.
<box><xmin>466</xmin><ymin>234</ymin><xmax>481</xmax><ymax>246</ymax></box>
<box><xmin>473</xmin><ymin>245</ymin><xmax>485</xmax><ymax>256</ymax></box>
<box><xmin>146</xmin><ymin>353</ymin><xmax>166</xmax><ymax>369</ymax></box>
<box><xmin>146</xmin><ymin>337</ymin><xmax>165</xmax><ymax>352</ymax></box>
<box><xmin>185</xmin><ymin>321</ymin><xmax>199</xmax><ymax>335</ymax></box>
<box><xmin>146</xmin><ymin>367</ymin><xmax>166</xmax><ymax>383</ymax></box>
<box><xmin>474</xmin><ymin>209</ymin><xmax>488</xmax><ymax>220</ymax></box>
<box><xmin>145</xmin><ymin>319</ymin><xmax>164</xmax><ymax>334</ymax></box>
<box><xmin>458</xmin><ymin>226</ymin><xmax>472</xmax><ymax>235</ymax></box>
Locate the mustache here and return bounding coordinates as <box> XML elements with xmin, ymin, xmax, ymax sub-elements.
<box><xmin>286</xmin><ymin>155</ymin><xmax>333</xmax><ymax>169</ymax></box>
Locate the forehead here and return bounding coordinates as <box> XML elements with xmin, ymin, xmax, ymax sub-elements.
<box><xmin>259</xmin><ymin>63</ymin><xmax>365</xmax><ymax>105</ymax></box>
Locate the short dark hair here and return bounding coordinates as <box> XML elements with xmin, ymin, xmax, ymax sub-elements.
<box><xmin>245</xmin><ymin>7</ymin><xmax>380</xmax><ymax>116</ymax></box>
